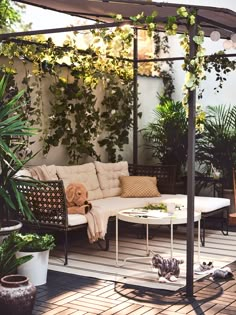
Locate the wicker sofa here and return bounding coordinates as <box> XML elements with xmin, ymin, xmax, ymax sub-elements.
<box><xmin>16</xmin><ymin>162</ymin><xmax>230</xmax><ymax>265</ymax></box>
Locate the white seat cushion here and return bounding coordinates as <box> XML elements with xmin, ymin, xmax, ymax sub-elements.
<box><xmin>92</xmin><ymin>194</ymin><xmax>230</xmax><ymax>216</ymax></box>
<box><xmin>68</xmin><ymin>194</ymin><xmax>230</xmax><ymax>226</ymax></box>
<box><xmin>149</xmin><ymin>194</ymin><xmax>230</xmax><ymax>213</ymax></box>
<box><xmin>68</xmin><ymin>213</ymin><xmax>88</xmax><ymax>226</ymax></box>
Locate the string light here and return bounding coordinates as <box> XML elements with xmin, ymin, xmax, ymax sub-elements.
<box><xmin>210</xmin><ymin>30</ymin><xmax>236</xmax><ymax>50</ymax></box>
<box><xmin>223</xmin><ymin>39</ymin><xmax>233</xmax><ymax>50</ymax></box>
<box><xmin>210</xmin><ymin>31</ymin><xmax>220</xmax><ymax>42</ymax></box>
<box><xmin>231</xmin><ymin>33</ymin><xmax>236</xmax><ymax>43</ymax></box>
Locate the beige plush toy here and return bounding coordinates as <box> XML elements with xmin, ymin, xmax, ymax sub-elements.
<box><xmin>65</xmin><ymin>182</ymin><xmax>92</xmax><ymax>215</ymax></box>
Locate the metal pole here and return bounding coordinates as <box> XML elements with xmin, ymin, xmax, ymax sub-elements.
<box><xmin>133</xmin><ymin>27</ymin><xmax>138</xmax><ymax>165</ymax></box>
<box><xmin>186</xmin><ymin>18</ymin><xmax>197</xmax><ymax>297</ymax></box>
<box><xmin>0</xmin><ymin>21</ymin><xmax>129</xmax><ymax>40</ymax></box>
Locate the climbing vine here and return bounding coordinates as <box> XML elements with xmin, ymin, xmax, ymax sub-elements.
<box><xmin>0</xmin><ymin>28</ymin><xmax>135</xmax><ymax>163</ymax></box>
<box><xmin>204</xmin><ymin>52</ymin><xmax>236</xmax><ymax>92</ymax></box>
<box><xmin>153</xmin><ymin>31</ymin><xmax>174</xmax><ymax>98</ymax></box>
<box><xmin>3</xmin><ymin>6</ymin><xmax>229</xmax><ymax>163</ymax></box>
<box><xmin>89</xmin><ymin>26</ymin><xmax>134</xmax><ymax>162</ymax></box>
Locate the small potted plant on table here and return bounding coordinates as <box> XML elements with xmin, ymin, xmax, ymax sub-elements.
<box><xmin>15</xmin><ymin>233</ymin><xmax>55</xmax><ymax>286</ymax></box>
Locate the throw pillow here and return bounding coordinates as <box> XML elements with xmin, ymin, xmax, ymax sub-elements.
<box><xmin>94</xmin><ymin>161</ymin><xmax>129</xmax><ymax>198</ymax></box>
<box><xmin>120</xmin><ymin>176</ymin><xmax>161</xmax><ymax>198</ymax></box>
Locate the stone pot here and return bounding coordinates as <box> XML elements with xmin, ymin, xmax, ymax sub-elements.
<box><xmin>0</xmin><ymin>220</ymin><xmax>23</xmax><ymax>243</ymax></box>
<box><xmin>0</xmin><ymin>274</ymin><xmax>36</xmax><ymax>315</ymax></box>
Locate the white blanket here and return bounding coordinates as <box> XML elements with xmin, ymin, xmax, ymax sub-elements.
<box><xmin>85</xmin><ymin>205</ymin><xmax>110</xmax><ymax>243</ymax></box>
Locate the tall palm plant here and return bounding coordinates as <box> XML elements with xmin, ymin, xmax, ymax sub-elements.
<box><xmin>0</xmin><ymin>75</ymin><xmax>36</xmax><ymax>227</ymax></box>
<box><xmin>196</xmin><ymin>105</ymin><xmax>236</xmax><ymax>189</ymax></box>
<box><xmin>143</xmin><ymin>96</ymin><xmax>189</xmax><ymax>180</ymax></box>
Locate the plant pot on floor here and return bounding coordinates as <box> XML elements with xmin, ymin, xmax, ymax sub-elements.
<box><xmin>14</xmin><ymin>233</ymin><xmax>55</xmax><ymax>285</ymax></box>
<box><xmin>0</xmin><ymin>274</ymin><xmax>36</xmax><ymax>315</ymax></box>
<box><xmin>16</xmin><ymin>249</ymin><xmax>50</xmax><ymax>286</ymax></box>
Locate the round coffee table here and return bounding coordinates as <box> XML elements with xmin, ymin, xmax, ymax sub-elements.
<box><xmin>115</xmin><ymin>208</ymin><xmax>201</xmax><ymax>266</ymax></box>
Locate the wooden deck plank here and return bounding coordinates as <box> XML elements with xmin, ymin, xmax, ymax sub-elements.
<box><xmin>32</xmin><ymin>228</ymin><xmax>236</xmax><ymax>315</ymax></box>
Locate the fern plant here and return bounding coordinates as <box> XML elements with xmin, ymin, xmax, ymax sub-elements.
<box><xmin>143</xmin><ymin>96</ymin><xmax>189</xmax><ymax>180</ymax></box>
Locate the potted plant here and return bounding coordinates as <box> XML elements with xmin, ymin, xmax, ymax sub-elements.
<box><xmin>15</xmin><ymin>233</ymin><xmax>55</xmax><ymax>286</ymax></box>
<box><xmin>143</xmin><ymin>95</ymin><xmax>204</xmax><ymax>185</ymax></box>
<box><xmin>0</xmin><ymin>232</ymin><xmax>33</xmax><ymax>278</ymax></box>
<box><xmin>0</xmin><ymin>75</ymin><xmax>36</xmax><ymax>238</ymax></box>
<box><xmin>196</xmin><ymin>105</ymin><xmax>236</xmax><ymax>189</ymax></box>
<box><xmin>0</xmin><ymin>232</ymin><xmax>36</xmax><ymax>315</ymax></box>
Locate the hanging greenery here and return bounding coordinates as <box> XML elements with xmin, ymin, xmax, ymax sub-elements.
<box><xmin>44</xmin><ymin>75</ymin><xmax>100</xmax><ymax>164</ymax></box>
<box><xmin>0</xmin><ymin>27</ymin><xmax>136</xmax><ymax>163</ymax></box>
<box><xmin>4</xmin><ymin>6</ymin><xmax>227</xmax><ymax>164</ymax></box>
<box><xmin>89</xmin><ymin>26</ymin><xmax>134</xmax><ymax>162</ymax></box>
<box><xmin>204</xmin><ymin>52</ymin><xmax>236</xmax><ymax>92</ymax></box>
<box><xmin>153</xmin><ymin>31</ymin><xmax>174</xmax><ymax>98</ymax></box>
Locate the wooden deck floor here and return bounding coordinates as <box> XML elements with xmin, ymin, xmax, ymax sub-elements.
<box><xmin>33</xmin><ymin>260</ymin><xmax>236</xmax><ymax>315</ymax></box>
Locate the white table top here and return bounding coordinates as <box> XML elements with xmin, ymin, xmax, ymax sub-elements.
<box><xmin>117</xmin><ymin>208</ymin><xmax>201</xmax><ymax>225</ymax></box>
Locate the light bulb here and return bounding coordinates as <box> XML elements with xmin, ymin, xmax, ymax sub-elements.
<box><xmin>210</xmin><ymin>31</ymin><xmax>220</xmax><ymax>42</ymax></box>
<box><xmin>231</xmin><ymin>33</ymin><xmax>236</xmax><ymax>43</ymax></box>
<box><xmin>223</xmin><ymin>40</ymin><xmax>233</xmax><ymax>50</ymax></box>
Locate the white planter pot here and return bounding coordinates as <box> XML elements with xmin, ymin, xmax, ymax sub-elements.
<box><xmin>16</xmin><ymin>249</ymin><xmax>49</xmax><ymax>286</ymax></box>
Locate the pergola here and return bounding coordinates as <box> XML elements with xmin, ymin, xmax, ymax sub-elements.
<box><xmin>5</xmin><ymin>0</ymin><xmax>236</xmax><ymax>296</ymax></box>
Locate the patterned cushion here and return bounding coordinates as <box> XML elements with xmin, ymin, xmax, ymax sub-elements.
<box><xmin>120</xmin><ymin>176</ymin><xmax>161</xmax><ymax>198</ymax></box>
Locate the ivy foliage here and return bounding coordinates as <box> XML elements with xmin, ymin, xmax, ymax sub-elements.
<box><xmin>153</xmin><ymin>31</ymin><xmax>174</xmax><ymax>98</ymax></box>
<box><xmin>4</xmin><ymin>6</ymin><xmax>234</xmax><ymax>166</ymax></box>
<box><xmin>44</xmin><ymin>75</ymin><xmax>100</xmax><ymax>164</ymax></box>
<box><xmin>204</xmin><ymin>52</ymin><xmax>236</xmax><ymax>93</ymax></box>
<box><xmin>0</xmin><ymin>26</ymin><xmax>135</xmax><ymax>163</ymax></box>
<box><xmin>0</xmin><ymin>0</ymin><xmax>31</xmax><ymax>32</ymax></box>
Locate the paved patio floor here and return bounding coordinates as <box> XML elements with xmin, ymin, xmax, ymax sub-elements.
<box><xmin>33</xmin><ymin>261</ymin><xmax>236</xmax><ymax>315</ymax></box>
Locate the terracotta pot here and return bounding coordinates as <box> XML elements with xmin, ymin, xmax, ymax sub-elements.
<box><xmin>0</xmin><ymin>274</ymin><xmax>36</xmax><ymax>315</ymax></box>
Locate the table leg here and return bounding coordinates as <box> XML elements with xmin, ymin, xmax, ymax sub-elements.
<box><xmin>146</xmin><ymin>223</ymin><xmax>149</xmax><ymax>255</ymax></box>
<box><xmin>198</xmin><ymin>218</ymin><xmax>201</xmax><ymax>263</ymax></box>
<box><xmin>170</xmin><ymin>220</ymin><xmax>173</xmax><ymax>258</ymax></box>
<box><xmin>116</xmin><ymin>215</ymin><xmax>118</xmax><ymax>266</ymax></box>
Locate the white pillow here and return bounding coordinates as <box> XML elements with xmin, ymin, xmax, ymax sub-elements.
<box><xmin>94</xmin><ymin>161</ymin><xmax>129</xmax><ymax>198</ymax></box>
<box><xmin>56</xmin><ymin>163</ymin><xmax>103</xmax><ymax>201</ymax></box>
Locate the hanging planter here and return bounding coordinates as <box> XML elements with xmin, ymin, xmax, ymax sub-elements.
<box><xmin>0</xmin><ymin>274</ymin><xmax>36</xmax><ymax>315</ymax></box>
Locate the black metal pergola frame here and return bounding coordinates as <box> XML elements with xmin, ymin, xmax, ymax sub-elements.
<box><xmin>3</xmin><ymin>0</ymin><xmax>236</xmax><ymax>296</ymax></box>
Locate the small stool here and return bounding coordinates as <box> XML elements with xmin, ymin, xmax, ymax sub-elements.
<box><xmin>229</xmin><ymin>213</ymin><xmax>236</xmax><ymax>226</ymax></box>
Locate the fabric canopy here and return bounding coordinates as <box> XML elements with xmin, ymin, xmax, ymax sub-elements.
<box><xmin>14</xmin><ymin>0</ymin><xmax>236</xmax><ymax>38</ymax></box>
